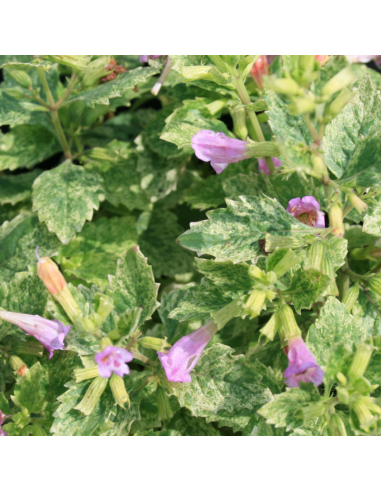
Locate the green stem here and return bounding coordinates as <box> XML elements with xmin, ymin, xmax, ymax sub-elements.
<box><xmin>304</xmin><ymin>114</ymin><xmax>320</xmax><ymax>144</ymax></box>
<box><xmin>233</xmin><ymin>71</ymin><xmax>275</xmax><ymax>174</ymax></box>
<box><xmin>37</xmin><ymin>67</ymin><xmax>72</xmax><ymax>159</ymax></box>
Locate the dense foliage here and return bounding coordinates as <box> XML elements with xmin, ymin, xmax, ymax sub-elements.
<box><xmin>1</xmin><ymin>55</ymin><xmax>381</xmax><ymax>436</ymax></box>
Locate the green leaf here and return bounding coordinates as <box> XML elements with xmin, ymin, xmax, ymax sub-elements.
<box><xmin>363</xmin><ymin>196</ymin><xmax>381</xmax><ymax>237</ymax></box>
<box><xmin>42</xmin><ymin>55</ymin><xmax>91</xmax><ymax>71</ymax></box>
<box><xmin>0</xmin><ymin>60</ymin><xmax>51</xmax><ymax>71</ymax></box>
<box><xmin>0</xmin><ymin>214</ymin><xmax>61</xmax><ymax>284</ymax></box>
<box><xmin>324</xmin><ymin>76</ymin><xmax>381</xmax><ymax>178</ymax></box>
<box><xmin>196</xmin><ymin>258</ymin><xmax>254</xmax><ymax>294</ymax></box>
<box><xmin>285</xmin><ymin>270</ymin><xmax>331</xmax><ymax>314</ymax></box>
<box><xmin>0</xmin><ymin>91</ymin><xmax>40</xmax><ymax>127</ymax></box>
<box><xmin>0</xmin><ymin>393</ymin><xmax>11</xmax><ymax>415</ymax></box>
<box><xmin>59</xmin><ymin>216</ymin><xmax>138</xmax><ymax>286</ymax></box>
<box><xmin>307</xmin><ymin>297</ymin><xmax>367</xmax><ymax>366</ymax></box>
<box><xmin>0</xmin><ymin>169</ymin><xmax>41</xmax><ymax>206</ymax></box>
<box><xmin>158</xmin><ymin>286</ymin><xmax>195</xmax><ymax>342</ymax></box>
<box><xmin>166</xmin><ymin>410</ymin><xmax>221</xmax><ymax>436</ymax></box>
<box><xmin>178</xmin><ymin>195</ymin><xmax>314</xmax><ymax>263</ymax></box>
<box><xmin>161</xmin><ymin>98</ymin><xmax>230</xmax><ymax>151</ymax></box>
<box><xmin>13</xmin><ymin>362</ymin><xmax>48</xmax><ymax>414</ymax></box>
<box><xmin>0</xmin><ymin>125</ymin><xmax>61</xmax><ymax>172</ymax></box>
<box><xmin>174</xmin><ymin>344</ymin><xmax>273</xmax><ymax>431</ymax></box>
<box><xmin>258</xmin><ymin>387</ymin><xmax>318</xmax><ymax>430</ymax></box>
<box><xmin>67</xmin><ymin>67</ymin><xmax>159</xmax><ymax>108</ymax></box>
<box><xmin>139</xmin><ymin>209</ymin><xmax>195</xmax><ymax>279</ymax></box>
<box><xmin>32</xmin><ymin>161</ymin><xmax>104</xmax><ymax>244</ymax></box>
<box><xmin>106</xmin><ymin>247</ymin><xmax>159</xmax><ymax>322</ymax></box>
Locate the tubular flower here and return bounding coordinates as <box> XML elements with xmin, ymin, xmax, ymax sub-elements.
<box><xmin>0</xmin><ymin>410</ymin><xmax>7</xmax><ymax>437</ymax></box>
<box><xmin>258</xmin><ymin>157</ymin><xmax>282</xmax><ymax>175</ymax></box>
<box><xmin>284</xmin><ymin>337</ymin><xmax>324</xmax><ymax>388</ymax></box>
<box><xmin>287</xmin><ymin>196</ymin><xmax>326</xmax><ymax>228</ymax></box>
<box><xmin>251</xmin><ymin>55</ymin><xmax>270</xmax><ymax>89</ymax></box>
<box><xmin>140</xmin><ymin>55</ymin><xmax>162</xmax><ymax>63</ymax></box>
<box><xmin>346</xmin><ymin>55</ymin><xmax>381</xmax><ymax>64</ymax></box>
<box><xmin>158</xmin><ymin>321</ymin><xmax>218</xmax><ymax>383</ymax></box>
<box><xmin>95</xmin><ymin>346</ymin><xmax>133</xmax><ymax>379</ymax></box>
<box><xmin>192</xmin><ymin>130</ymin><xmax>250</xmax><ymax>174</ymax></box>
<box><xmin>0</xmin><ymin>310</ymin><xmax>70</xmax><ymax>360</ymax></box>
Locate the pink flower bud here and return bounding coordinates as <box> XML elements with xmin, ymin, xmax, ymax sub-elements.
<box><xmin>251</xmin><ymin>55</ymin><xmax>270</xmax><ymax>89</ymax></box>
<box><xmin>315</xmin><ymin>55</ymin><xmax>330</xmax><ymax>65</ymax></box>
<box><xmin>284</xmin><ymin>337</ymin><xmax>324</xmax><ymax>388</ymax></box>
<box><xmin>158</xmin><ymin>321</ymin><xmax>218</xmax><ymax>383</ymax></box>
<box><xmin>287</xmin><ymin>196</ymin><xmax>326</xmax><ymax>229</ymax></box>
<box><xmin>192</xmin><ymin>130</ymin><xmax>250</xmax><ymax>174</ymax></box>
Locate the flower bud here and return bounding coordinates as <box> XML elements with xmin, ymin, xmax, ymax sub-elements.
<box><xmin>110</xmin><ymin>374</ymin><xmax>130</xmax><ymax>409</ymax></box>
<box><xmin>6</xmin><ymin>68</ymin><xmax>32</xmax><ymax>88</ymax></box>
<box><xmin>322</xmin><ymin>255</ymin><xmax>335</xmax><ymax>279</ymax></box>
<box><xmin>243</xmin><ymin>291</ymin><xmax>267</xmax><ymax>320</ymax></box>
<box><xmin>296</xmin><ymin>401</ymin><xmax>327</xmax><ymax>421</ymax></box>
<box><xmin>348</xmin><ymin>343</ymin><xmax>374</xmax><ymax>382</ymax></box>
<box><xmin>139</xmin><ymin>337</ymin><xmax>171</xmax><ymax>352</ymax></box>
<box><xmin>260</xmin><ymin>314</ymin><xmax>279</xmax><ymax>342</ymax></box>
<box><xmin>315</xmin><ymin>55</ymin><xmax>330</xmax><ymax>66</ymax></box>
<box><xmin>329</xmin><ymin>203</ymin><xmax>344</xmax><ymax>238</ymax></box>
<box><xmin>10</xmin><ymin>356</ymin><xmax>27</xmax><ymax>377</ymax></box>
<box><xmin>250</xmin><ymin>55</ymin><xmax>270</xmax><ymax>89</ymax></box>
<box><xmin>348</xmin><ymin>194</ymin><xmax>368</xmax><ymax>214</ymax></box>
<box><xmin>289</xmin><ymin>94</ymin><xmax>316</xmax><ymax>115</ymax></box>
<box><xmin>352</xmin><ymin>397</ymin><xmax>381</xmax><ymax>433</ymax></box>
<box><xmin>265</xmin><ymin>235</ymin><xmax>307</xmax><ymax>252</ymax></box>
<box><xmin>248</xmin><ymin>265</ymin><xmax>269</xmax><ymax>283</ymax></box>
<box><xmin>156</xmin><ymin>386</ymin><xmax>174</xmax><ymax>422</ymax></box>
<box><xmin>328</xmin><ymin>88</ymin><xmax>353</xmax><ymax>116</ymax></box>
<box><xmin>368</xmin><ymin>277</ymin><xmax>381</xmax><ymax>297</ymax></box>
<box><xmin>231</xmin><ymin>107</ymin><xmax>248</xmax><ymax>141</ymax></box>
<box><xmin>311</xmin><ymin>155</ymin><xmax>330</xmax><ymax>182</ymax></box>
<box><xmin>307</xmin><ymin>241</ymin><xmax>325</xmax><ymax>273</ymax></box>
<box><xmin>271</xmin><ymin>250</ymin><xmax>301</xmax><ymax>279</ymax></box>
<box><xmin>277</xmin><ymin>305</ymin><xmax>302</xmax><ymax>346</ymax></box>
<box><xmin>263</xmin><ymin>76</ymin><xmax>302</xmax><ymax>96</ymax></box>
<box><xmin>37</xmin><ymin>254</ymin><xmax>67</xmax><ymax>296</ymax></box>
<box><xmin>74</xmin><ymin>377</ymin><xmax>108</xmax><ymax>416</ymax></box>
<box><xmin>329</xmin><ymin>414</ymin><xmax>347</xmax><ymax>436</ymax></box>
<box><xmin>322</xmin><ymin>67</ymin><xmax>356</xmax><ymax>97</ymax></box>
<box><xmin>342</xmin><ymin>284</ymin><xmax>360</xmax><ymax>313</ymax></box>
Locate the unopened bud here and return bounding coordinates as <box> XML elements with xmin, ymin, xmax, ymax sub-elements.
<box><xmin>348</xmin><ymin>343</ymin><xmax>374</xmax><ymax>382</ymax></box>
<box><xmin>277</xmin><ymin>304</ymin><xmax>302</xmax><ymax>346</ymax></box>
<box><xmin>322</xmin><ymin>67</ymin><xmax>356</xmax><ymax>97</ymax></box>
<box><xmin>243</xmin><ymin>291</ymin><xmax>267</xmax><ymax>320</ymax></box>
<box><xmin>342</xmin><ymin>284</ymin><xmax>360</xmax><ymax>313</ymax></box>
<box><xmin>329</xmin><ymin>414</ymin><xmax>347</xmax><ymax>436</ymax></box>
<box><xmin>139</xmin><ymin>337</ymin><xmax>171</xmax><ymax>352</ymax></box>
<box><xmin>265</xmin><ymin>234</ymin><xmax>307</xmax><ymax>252</ymax></box>
<box><xmin>10</xmin><ymin>356</ymin><xmax>27</xmax><ymax>377</ymax></box>
<box><xmin>110</xmin><ymin>374</ymin><xmax>130</xmax><ymax>409</ymax></box>
<box><xmin>263</xmin><ymin>76</ymin><xmax>302</xmax><ymax>96</ymax></box>
<box><xmin>248</xmin><ymin>265</ymin><xmax>269</xmax><ymax>283</ymax></box>
<box><xmin>156</xmin><ymin>386</ymin><xmax>174</xmax><ymax>422</ymax></box>
<box><xmin>36</xmin><ymin>251</ymin><xmax>66</xmax><ymax>296</ymax></box>
<box><xmin>6</xmin><ymin>68</ymin><xmax>32</xmax><ymax>88</ymax></box>
<box><xmin>74</xmin><ymin>365</ymin><xmax>100</xmax><ymax>383</ymax></box>
<box><xmin>311</xmin><ymin>154</ymin><xmax>329</xmax><ymax>182</ymax></box>
<box><xmin>74</xmin><ymin>377</ymin><xmax>108</xmax><ymax>416</ymax></box>
<box><xmin>328</xmin><ymin>88</ymin><xmax>353</xmax><ymax>116</ymax></box>
<box><xmin>251</xmin><ymin>55</ymin><xmax>270</xmax><ymax>89</ymax></box>
<box><xmin>368</xmin><ymin>277</ymin><xmax>381</xmax><ymax>297</ymax></box>
<box><xmin>322</xmin><ymin>255</ymin><xmax>335</xmax><ymax>279</ymax></box>
<box><xmin>307</xmin><ymin>241</ymin><xmax>325</xmax><ymax>273</ymax></box>
<box><xmin>297</xmin><ymin>401</ymin><xmax>327</xmax><ymax>421</ymax></box>
<box><xmin>329</xmin><ymin>204</ymin><xmax>344</xmax><ymax>238</ymax></box>
<box><xmin>289</xmin><ymin>94</ymin><xmax>316</xmax><ymax>115</ymax></box>
<box><xmin>315</xmin><ymin>55</ymin><xmax>330</xmax><ymax>66</ymax></box>
<box><xmin>260</xmin><ymin>314</ymin><xmax>279</xmax><ymax>342</ymax></box>
<box><xmin>271</xmin><ymin>250</ymin><xmax>301</xmax><ymax>279</ymax></box>
<box><xmin>231</xmin><ymin>107</ymin><xmax>248</xmax><ymax>141</ymax></box>
<box><xmin>348</xmin><ymin>194</ymin><xmax>368</xmax><ymax>214</ymax></box>
<box><xmin>352</xmin><ymin>397</ymin><xmax>380</xmax><ymax>432</ymax></box>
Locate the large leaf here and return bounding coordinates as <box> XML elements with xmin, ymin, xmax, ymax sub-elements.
<box><xmin>0</xmin><ymin>214</ymin><xmax>61</xmax><ymax>284</ymax></box>
<box><xmin>0</xmin><ymin>170</ymin><xmax>41</xmax><ymax>206</ymax></box>
<box><xmin>59</xmin><ymin>216</ymin><xmax>138</xmax><ymax>286</ymax></box>
<box><xmin>32</xmin><ymin>161</ymin><xmax>104</xmax><ymax>244</ymax></box>
<box><xmin>363</xmin><ymin>196</ymin><xmax>381</xmax><ymax>237</ymax></box>
<box><xmin>178</xmin><ymin>195</ymin><xmax>314</xmax><ymax>263</ymax></box>
<box><xmin>106</xmin><ymin>247</ymin><xmax>160</xmax><ymax>322</ymax></box>
<box><xmin>0</xmin><ymin>90</ymin><xmax>43</xmax><ymax>127</ymax></box>
<box><xmin>67</xmin><ymin>67</ymin><xmax>159</xmax><ymax>108</ymax></box>
<box><xmin>324</xmin><ymin>76</ymin><xmax>381</xmax><ymax>178</ymax></box>
<box><xmin>13</xmin><ymin>363</ymin><xmax>49</xmax><ymax>414</ymax></box>
<box><xmin>173</xmin><ymin>344</ymin><xmax>273</xmax><ymax>432</ymax></box>
<box><xmin>0</xmin><ymin>125</ymin><xmax>61</xmax><ymax>172</ymax></box>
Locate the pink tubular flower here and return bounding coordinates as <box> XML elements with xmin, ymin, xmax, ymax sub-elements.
<box><xmin>284</xmin><ymin>337</ymin><xmax>324</xmax><ymax>388</ymax></box>
<box><xmin>158</xmin><ymin>321</ymin><xmax>218</xmax><ymax>383</ymax></box>
<box><xmin>0</xmin><ymin>310</ymin><xmax>70</xmax><ymax>359</ymax></box>
<box><xmin>0</xmin><ymin>410</ymin><xmax>7</xmax><ymax>437</ymax></box>
<box><xmin>140</xmin><ymin>55</ymin><xmax>162</xmax><ymax>63</ymax></box>
<box><xmin>258</xmin><ymin>157</ymin><xmax>282</xmax><ymax>175</ymax></box>
<box><xmin>192</xmin><ymin>130</ymin><xmax>250</xmax><ymax>174</ymax></box>
<box><xmin>346</xmin><ymin>55</ymin><xmax>381</xmax><ymax>64</ymax></box>
<box><xmin>95</xmin><ymin>346</ymin><xmax>133</xmax><ymax>379</ymax></box>
<box><xmin>287</xmin><ymin>196</ymin><xmax>326</xmax><ymax>228</ymax></box>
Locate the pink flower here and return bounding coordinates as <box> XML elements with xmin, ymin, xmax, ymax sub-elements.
<box><xmin>287</xmin><ymin>196</ymin><xmax>326</xmax><ymax>228</ymax></box>
<box><xmin>140</xmin><ymin>55</ymin><xmax>162</xmax><ymax>63</ymax></box>
<box><xmin>158</xmin><ymin>321</ymin><xmax>218</xmax><ymax>383</ymax></box>
<box><xmin>95</xmin><ymin>346</ymin><xmax>133</xmax><ymax>379</ymax></box>
<box><xmin>192</xmin><ymin>130</ymin><xmax>250</xmax><ymax>174</ymax></box>
<box><xmin>346</xmin><ymin>55</ymin><xmax>380</xmax><ymax>64</ymax></box>
<box><xmin>284</xmin><ymin>337</ymin><xmax>324</xmax><ymax>388</ymax></box>
<box><xmin>0</xmin><ymin>410</ymin><xmax>7</xmax><ymax>437</ymax></box>
<box><xmin>0</xmin><ymin>310</ymin><xmax>70</xmax><ymax>359</ymax></box>
<box><xmin>258</xmin><ymin>157</ymin><xmax>282</xmax><ymax>175</ymax></box>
